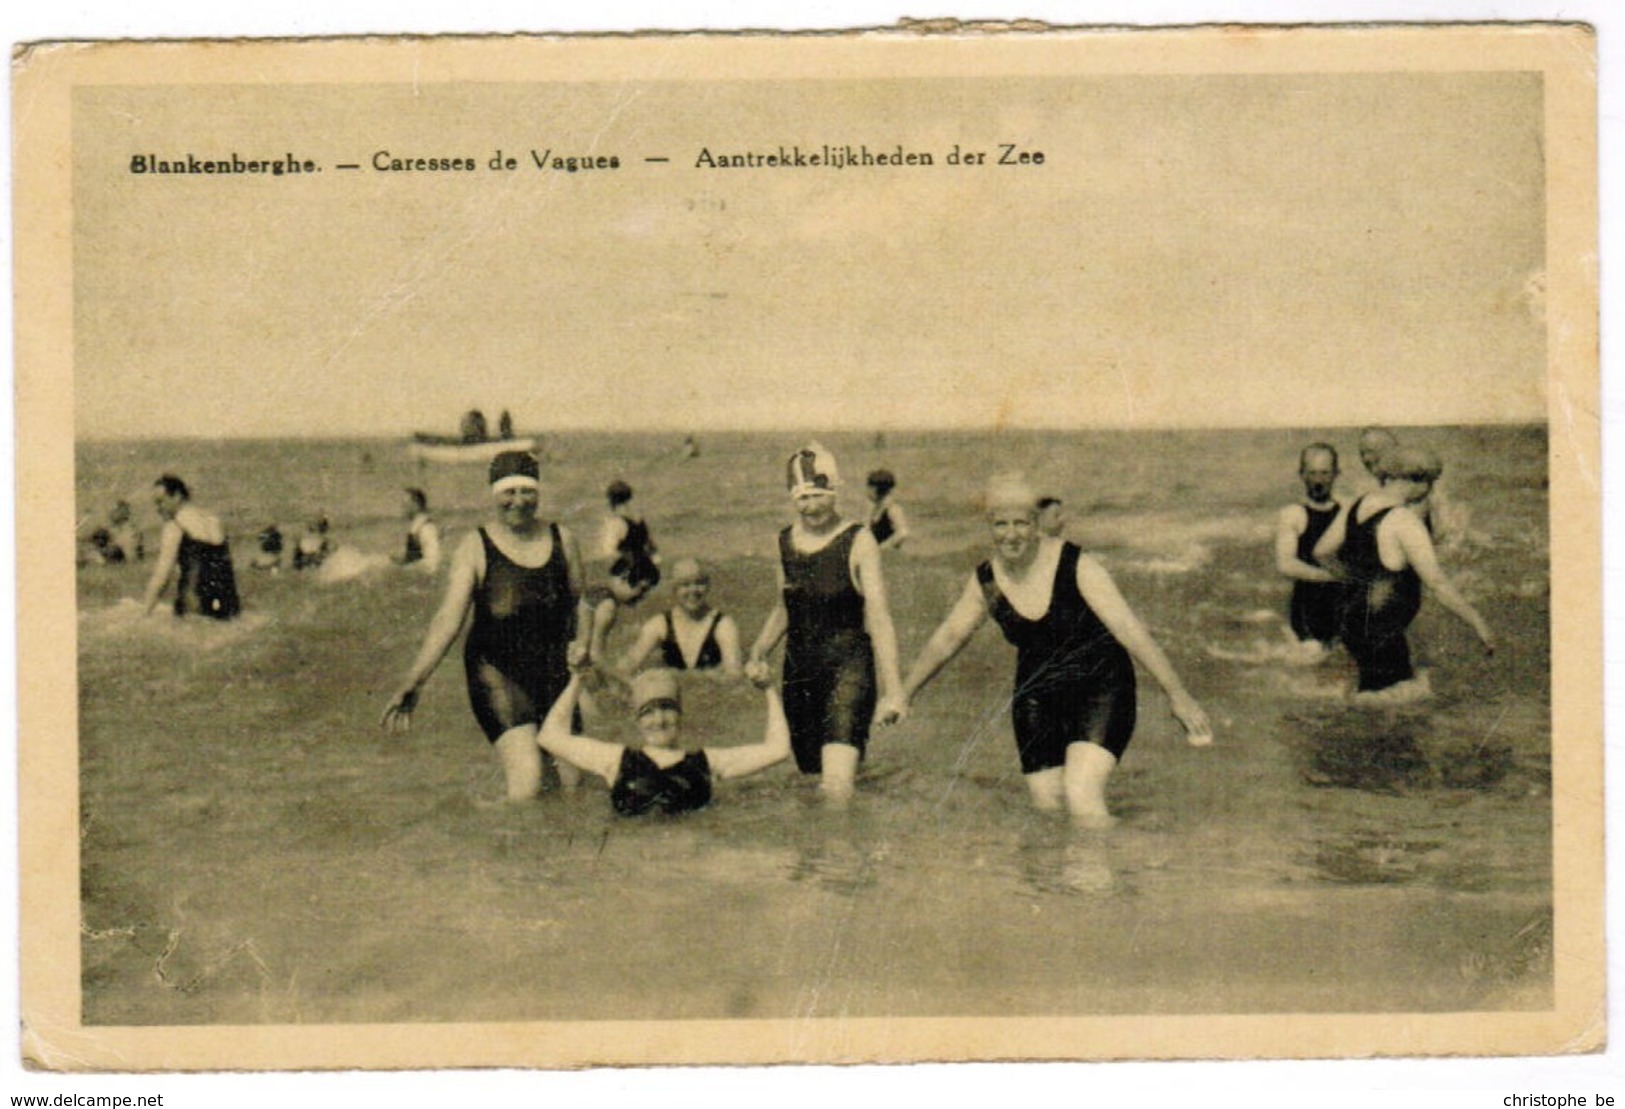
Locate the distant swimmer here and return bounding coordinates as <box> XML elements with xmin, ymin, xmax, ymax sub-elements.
<box><xmin>140</xmin><ymin>475</ymin><xmax>241</xmax><ymax>620</ymax></box>
<box><xmin>880</xmin><ymin>474</ymin><xmax>1212</xmax><ymax>828</ymax></box>
<box><xmin>381</xmin><ymin>451</ymin><xmax>595</xmax><ymax>802</ymax></box>
<box><xmin>250</xmin><ymin>524</ymin><xmax>285</xmax><ymax>572</ymax></box>
<box><xmin>292</xmin><ymin>514</ymin><xmax>333</xmax><ymax>571</ymax></box>
<box><xmin>1035</xmin><ymin>495</ymin><xmax>1066</xmax><ymax>539</ymax></box>
<box><xmin>587</xmin><ymin>480</ymin><xmax>662</xmax><ymax>662</ymax></box>
<box><xmin>1313</xmin><ymin>446</ymin><xmax>1494</xmax><ymax>696</ymax></box>
<box><xmin>393</xmin><ymin>487</ymin><xmax>443</xmax><ymax>572</ymax></box>
<box><xmin>537</xmin><ymin>666</ymin><xmax>790</xmax><ymax>817</ymax></box>
<box><xmin>1275</xmin><ymin>443</ymin><xmax>1345</xmax><ymax>651</ymax></box>
<box><xmin>680</xmin><ymin>435</ymin><xmax>700</xmax><ymax>460</ymax></box>
<box><xmin>618</xmin><ymin>558</ymin><xmax>742</xmax><ymax>679</ymax></box>
<box><xmin>865</xmin><ymin>469</ymin><xmax>911</xmax><ymax>551</ymax></box>
<box><xmin>79</xmin><ymin>499</ymin><xmax>145</xmax><ymax>566</ymax></box>
<box><xmin>748</xmin><ymin>443</ymin><xmax>903</xmax><ymax>804</ymax></box>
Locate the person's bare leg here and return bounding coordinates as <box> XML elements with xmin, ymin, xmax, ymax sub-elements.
<box><xmin>820</xmin><ymin>742</ymin><xmax>859</xmax><ymax>806</ymax></box>
<box><xmin>1024</xmin><ymin>767</ymin><xmax>1065</xmax><ymax>812</ymax></box>
<box><xmin>495</xmin><ymin>725</ymin><xmax>543</xmax><ymax>801</ymax></box>
<box><xmin>1064</xmin><ymin>742</ymin><xmax>1119</xmax><ymax>829</ymax></box>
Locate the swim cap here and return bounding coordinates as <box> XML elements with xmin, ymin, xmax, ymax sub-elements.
<box><xmin>1382</xmin><ymin>445</ymin><xmax>1443</xmax><ymax>483</ymax></box>
<box><xmin>488</xmin><ymin>450</ymin><xmax>540</xmax><ymax>492</ymax></box>
<box><xmin>983</xmin><ymin>473</ymin><xmax>1039</xmax><ymax>514</ymax></box>
<box><xmin>670</xmin><ymin>557</ymin><xmax>708</xmax><ymax>585</ymax></box>
<box><xmin>632</xmin><ymin>668</ymin><xmax>683</xmax><ymax>717</ymax></box>
<box><xmin>786</xmin><ymin>443</ymin><xmax>839</xmax><ymax>496</ymax></box>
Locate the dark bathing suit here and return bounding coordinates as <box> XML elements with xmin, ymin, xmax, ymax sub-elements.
<box><xmin>611</xmin><ymin>517</ymin><xmax>661</xmax><ymax>592</ymax></box>
<box><xmin>780</xmin><ymin>522</ymin><xmax>876</xmax><ymax>774</ymax></box>
<box><xmin>403</xmin><ymin>516</ymin><xmax>431</xmax><ymax>564</ymax></box>
<box><xmin>869</xmin><ymin>507</ymin><xmax>895</xmax><ymax>546</ymax></box>
<box><xmin>1290</xmin><ymin>502</ymin><xmax>1344</xmax><ymax>645</ymax></box>
<box><xmin>659</xmin><ymin>609</ymin><xmax>724</xmax><ymax>670</ymax></box>
<box><xmin>464</xmin><ymin>525</ymin><xmax>575</xmax><ymax>742</ymax></box>
<box><xmin>1338</xmin><ymin>498</ymin><xmax>1423</xmax><ymax>693</ymax></box>
<box><xmin>175</xmin><ymin>531</ymin><xmax>241</xmax><ymax>620</ymax></box>
<box><xmin>611</xmin><ymin>748</ymin><xmax>713</xmax><ymax>816</ymax></box>
<box><xmin>979</xmin><ymin>542</ymin><xmax>1136</xmax><ymax>774</ymax></box>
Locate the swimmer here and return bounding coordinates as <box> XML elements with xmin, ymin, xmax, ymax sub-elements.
<box><xmin>250</xmin><ymin>524</ymin><xmax>285</xmax><ymax>572</ymax></box>
<box><xmin>79</xmin><ymin>500</ymin><xmax>145</xmax><ymax>565</ymax></box>
<box><xmin>748</xmin><ymin>443</ymin><xmax>903</xmax><ymax>804</ymax></box>
<box><xmin>1359</xmin><ymin>427</ymin><xmax>1467</xmax><ymax>554</ymax></box>
<box><xmin>537</xmin><ymin>666</ymin><xmax>790</xmax><ymax>817</ymax></box>
<box><xmin>392</xmin><ymin>487</ymin><xmax>443</xmax><ymax>572</ymax></box>
<box><xmin>617</xmin><ymin>557</ymin><xmax>742</xmax><ymax>679</ymax></box>
<box><xmin>865</xmin><ymin>469</ymin><xmax>912</xmax><ymax>551</ymax></box>
<box><xmin>588</xmin><ymin>479</ymin><xmax>662</xmax><ymax>662</ymax></box>
<box><xmin>139</xmin><ymin>475</ymin><xmax>241</xmax><ymax>620</ymax></box>
<box><xmin>381</xmin><ymin>451</ymin><xmax>595</xmax><ymax>802</ymax></box>
<box><xmin>1035</xmin><ymin>495</ymin><xmax>1066</xmax><ymax>539</ymax></box>
<box><xmin>1357</xmin><ymin>427</ymin><xmax>1400</xmax><ymax>485</ymax></box>
<box><xmin>292</xmin><ymin>514</ymin><xmax>333</xmax><ymax>571</ymax></box>
<box><xmin>879</xmin><ymin>474</ymin><xmax>1212</xmax><ymax>828</ymax></box>
<box><xmin>1313</xmin><ymin>445</ymin><xmax>1494</xmax><ymax>695</ymax></box>
<box><xmin>1275</xmin><ymin>443</ymin><xmax>1345</xmax><ymax>650</ymax></box>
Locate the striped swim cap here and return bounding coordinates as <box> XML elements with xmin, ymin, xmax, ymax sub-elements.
<box><xmin>786</xmin><ymin>442</ymin><xmax>840</xmax><ymax>495</ymax></box>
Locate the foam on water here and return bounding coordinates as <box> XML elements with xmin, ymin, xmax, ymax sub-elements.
<box><xmin>314</xmin><ymin>545</ymin><xmax>391</xmax><ymax>584</ymax></box>
<box><xmin>79</xmin><ymin>597</ymin><xmax>273</xmax><ymax>649</ymax></box>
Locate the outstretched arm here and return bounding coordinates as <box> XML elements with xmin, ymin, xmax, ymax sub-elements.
<box><xmin>380</xmin><ymin>533</ymin><xmax>479</xmax><ymax>731</ymax></box>
<box><xmin>707</xmin><ymin>680</ymin><xmax>792</xmax><ymax>779</ymax></box>
<box><xmin>881</xmin><ymin>576</ymin><xmax>987</xmax><ymax>724</ymax></box>
<box><xmin>1275</xmin><ymin>505</ymin><xmax>1336</xmax><ymax>583</ymax></box>
<box><xmin>537</xmin><ymin>673</ymin><xmax>624</xmax><ymax>783</ymax></box>
<box><xmin>749</xmin><ymin>562</ymin><xmax>789</xmax><ymax>665</ymax></box>
<box><xmin>852</xmin><ymin>529</ymin><xmax>902</xmax><ymax>701</ymax></box>
<box><xmin>1394</xmin><ymin>512</ymin><xmax>1495</xmax><ymax>653</ymax></box>
<box><xmin>1076</xmin><ymin>555</ymin><xmax>1213</xmax><ymax>745</ymax></box>
<box><xmin>139</xmin><ymin>520</ymin><xmax>183</xmax><ymax>614</ymax></box>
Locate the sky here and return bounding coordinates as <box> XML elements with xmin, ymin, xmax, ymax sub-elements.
<box><xmin>67</xmin><ymin>58</ymin><xmax>1549</xmax><ymax>438</ymax></box>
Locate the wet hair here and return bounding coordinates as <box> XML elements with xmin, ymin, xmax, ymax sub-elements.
<box><xmin>154</xmin><ymin>474</ymin><xmax>190</xmax><ymax>500</ymax></box>
<box><xmin>866</xmin><ymin>469</ymin><xmax>896</xmax><ymax>496</ymax></box>
<box><xmin>1299</xmin><ymin>442</ymin><xmax>1340</xmax><ymax>472</ymax></box>
<box><xmin>404</xmin><ymin>487</ymin><xmax>428</xmax><ymax>512</ymax></box>
<box><xmin>606</xmin><ymin>479</ymin><xmax>634</xmax><ymax>507</ymax></box>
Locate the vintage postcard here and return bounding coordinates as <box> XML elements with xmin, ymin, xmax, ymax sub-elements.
<box><xmin>13</xmin><ymin>23</ymin><xmax>1599</xmax><ymax>1070</ymax></box>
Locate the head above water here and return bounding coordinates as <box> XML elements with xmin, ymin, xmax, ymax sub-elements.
<box><xmin>606</xmin><ymin>479</ymin><xmax>634</xmax><ymax>508</ymax></box>
<box><xmin>866</xmin><ymin>469</ymin><xmax>896</xmax><ymax>498</ymax></box>
<box><xmin>1358</xmin><ymin>427</ymin><xmax>1400</xmax><ymax>478</ymax></box>
<box><xmin>154</xmin><ymin>474</ymin><xmax>190</xmax><ymax>501</ymax></box>
<box><xmin>487</xmin><ymin>450</ymin><xmax>541</xmax><ymax>494</ymax></box>
<box><xmin>403</xmin><ymin>487</ymin><xmax>429</xmax><ymax>513</ymax></box>
<box><xmin>631</xmin><ymin>668</ymin><xmax>684</xmax><ymax>746</ymax></box>
<box><xmin>1298</xmin><ymin>442</ymin><xmax>1340</xmax><ymax>502</ymax></box>
<box><xmin>1035</xmin><ymin>495</ymin><xmax>1065</xmax><ymax>538</ymax></box>
<box><xmin>786</xmin><ymin>443</ymin><xmax>840</xmax><ymax>498</ymax></box>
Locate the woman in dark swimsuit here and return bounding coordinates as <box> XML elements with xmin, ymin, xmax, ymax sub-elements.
<box><xmin>1313</xmin><ymin>446</ymin><xmax>1494</xmax><ymax>696</ymax></box>
<box><xmin>865</xmin><ymin>469</ymin><xmax>911</xmax><ymax>551</ymax></box>
<box><xmin>618</xmin><ymin>558</ymin><xmax>742</xmax><ymax>679</ymax></box>
<box><xmin>140</xmin><ymin>474</ymin><xmax>241</xmax><ymax>620</ymax></box>
<box><xmin>537</xmin><ymin>666</ymin><xmax>789</xmax><ymax>817</ymax></box>
<box><xmin>882</xmin><ymin>475</ymin><xmax>1211</xmax><ymax>826</ymax></box>
<box><xmin>381</xmin><ymin>452</ymin><xmax>594</xmax><ymax>801</ymax></box>
<box><xmin>748</xmin><ymin>444</ymin><xmax>903</xmax><ymax>803</ymax></box>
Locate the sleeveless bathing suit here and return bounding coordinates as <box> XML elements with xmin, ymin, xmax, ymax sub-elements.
<box><xmin>610</xmin><ymin>517</ymin><xmax>661</xmax><ymax>591</ymax></box>
<box><xmin>403</xmin><ymin>515</ymin><xmax>430</xmax><ymax>564</ymax></box>
<box><xmin>175</xmin><ymin>531</ymin><xmax>241</xmax><ymax>620</ymax></box>
<box><xmin>1290</xmin><ymin>502</ymin><xmax>1344</xmax><ymax>645</ymax></box>
<box><xmin>611</xmin><ymin>748</ymin><xmax>713</xmax><ymax>816</ymax></box>
<box><xmin>658</xmin><ymin>609</ymin><xmax>724</xmax><ymax>671</ymax></box>
<box><xmin>1337</xmin><ymin>498</ymin><xmax>1423</xmax><ymax>692</ymax></box>
<box><xmin>978</xmin><ymin>542</ymin><xmax>1136</xmax><ymax>773</ymax></box>
<box><xmin>780</xmin><ymin>522</ymin><xmax>875</xmax><ymax>774</ymax></box>
<box><xmin>463</xmin><ymin>525</ymin><xmax>576</xmax><ymax>742</ymax></box>
<box><xmin>869</xmin><ymin>506</ymin><xmax>895</xmax><ymax>546</ymax></box>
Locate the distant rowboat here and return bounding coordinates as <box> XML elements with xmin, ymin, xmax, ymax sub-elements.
<box><xmin>408</xmin><ymin>434</ymin><xmax>538</xmax><ymax>464</ymax></box>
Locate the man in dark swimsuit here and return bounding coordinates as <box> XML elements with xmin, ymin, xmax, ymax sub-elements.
<box><xmin>1274</xmin><ymin>442</ymin><xmax>1344</xmax><ymax>649</ymax></box>
<box><xmin>140</xmin><ymin>474</ymin><xmax>241</xmax><ymax>620</ymax></box>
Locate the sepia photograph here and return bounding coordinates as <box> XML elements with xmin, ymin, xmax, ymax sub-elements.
<box><xmin>10</xmin><ymin>10</ymin><xmax>1603</xmax><ymax>1081</ymax></box>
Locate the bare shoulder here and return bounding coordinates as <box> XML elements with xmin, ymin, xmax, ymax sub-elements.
<box><xmin>1278</xmin><ymin>503</ymin><xmax>1307</xmax><ymax>529</ymax></box>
